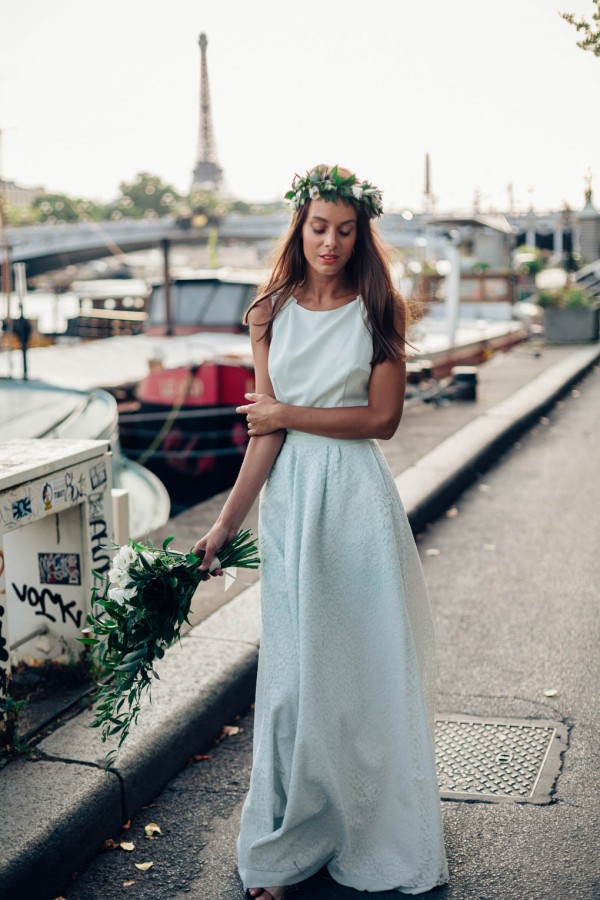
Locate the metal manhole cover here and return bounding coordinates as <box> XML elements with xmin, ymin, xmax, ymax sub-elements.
<box><xmin>434</xmin><ymin>715</ymin><xmax>568</xmax><ymax>804</ymax></box>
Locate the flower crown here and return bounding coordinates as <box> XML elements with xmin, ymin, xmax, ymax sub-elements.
<box><xmin>284</xmin><ymin>166</ymin><xmax>384</xmax><ymax>219</ymax></box>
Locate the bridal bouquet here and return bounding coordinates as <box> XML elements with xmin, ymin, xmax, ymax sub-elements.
<box><xmin>80</xmin><ymin>531</ymin><xmax>259</xmax><ymax>765</ymax></box>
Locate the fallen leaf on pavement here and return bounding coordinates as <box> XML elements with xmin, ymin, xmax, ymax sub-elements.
<box><xmin>101</xmin><ymin>839</ymin><xmax>119</xmax><ymax>851</ymax></box>
<box><xmin>222</xmin><ymin>725</ymin><xmax>241</xmax><ymax>736</ymax></box>
<box><xmin>446</xmin><ymin>507</ymin><xmax>459</xmax><ymax>518</ymax></box>
<box><xmin>539</xmin><ymin>416</ymin><xmax>550</xmax><ymax>426</ymax></box>
<box><xmin>478</xmin><ymin>484</ymin><xmax>491</xmax><ymax>492</ymax></box>
<box><xmin>123</xmin><ymin>882</ymin><xmax>135</xmax><ymax>888</ymax></box>
<box><xmin>122</xmin><ymin>820</ymin><xmax>131</xmax><ymax>830</ymax></box>
<box><xmin>425</xmin><ymin>548</ymin><xmax>440</xmax><ymax>556</ymax></box>
<box><xmin>544</xmin><ymin>688</ymin><xmax>558</xmax><ymax>697</ymax></box>
<box><xmin>120</xmin><ymin>842</ymin><xmax>135</xmax><ymax>852</ymax></box>
<box><xmin>135</xmin><ymin>862</ymin><xmax>154</xmax><ymax>872</ymax></box>
<box><xmin>191</xmin><ymin>753</ymin><xmax>214</xmax><ymax>762</ymax></box>
<box><xmin>144</xmin><ymin>822</ymin><xmax>162</xmax><ymax>837</ymax></box>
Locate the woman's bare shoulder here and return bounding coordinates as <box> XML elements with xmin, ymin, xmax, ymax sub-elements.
<box><xmin>247</xmin><ymin>297</ymin><xmax>272</xmax><ymax>326</ymax></box>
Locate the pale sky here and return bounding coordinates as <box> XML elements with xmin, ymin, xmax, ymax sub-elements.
<box><xmin>1</xmin><ymin>0</ymin><xmax>598</xmax><ymax>214</ymax></box>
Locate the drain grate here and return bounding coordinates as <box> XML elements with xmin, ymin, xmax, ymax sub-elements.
<box><xmin>434</xmin><ymin>715</ymin><xmax>568</xmax><ymax>804</ymax></box>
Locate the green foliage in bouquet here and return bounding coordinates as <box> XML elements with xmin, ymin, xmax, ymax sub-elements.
<box><xmin>79</xmin><ymin>531</ymin><xmax>259</xmax><ymax>766</ymax></box>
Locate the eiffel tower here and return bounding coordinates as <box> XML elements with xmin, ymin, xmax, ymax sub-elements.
<box><xmin>191</xmin><ymin>33</ymin><xmax>224</xmax><ymax>194</ymax></box>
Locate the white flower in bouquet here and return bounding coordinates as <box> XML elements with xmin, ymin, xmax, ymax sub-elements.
<box><xmin>107</xmin><ymin>584</ymin><xmax>137</xmax><ymax>606</ymax></box>
<box><xmin>111</xmin><ymin>544</ymin><xmax>135</xmax><ymax>572</ymax></box>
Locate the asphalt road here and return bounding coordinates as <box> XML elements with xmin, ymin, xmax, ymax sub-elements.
<box><xmin>64</xmin><ymin>364</ymin><xmax>600</xmax><ymax>900</ymax></box>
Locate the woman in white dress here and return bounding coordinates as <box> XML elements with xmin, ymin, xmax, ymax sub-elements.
<box><xmin>193</xmin><ymin>164</ymin><xmax>448</xmax><ymax>899</ymax></box>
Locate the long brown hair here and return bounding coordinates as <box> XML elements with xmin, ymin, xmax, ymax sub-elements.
<box><xmin>244</xmin><ymin>164</ymin><xmax>409</xmax><ymax>365</ymax></box>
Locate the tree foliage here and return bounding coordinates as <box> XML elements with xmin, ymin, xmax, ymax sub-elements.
<box><xmin>33</xmin><ymin>193</ymin><xmax>106</xmax><ymax>224</ymax></box>
<box><xmin>7</xmin><ymin>170</ymin><xmax>287</xmax><ymax>228</ymax></box>
<box><xmin>112</xmin><ymin>172</ymin><xmax>182</xmax><ymax>220</ymax></box>
<box><xmin>561</xmin><ymin>0</ymin><xmax>600</xmax><ymax>56</ymax></box>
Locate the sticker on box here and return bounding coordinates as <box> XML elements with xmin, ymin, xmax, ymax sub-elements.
<box><xmin>38</xmin><ymin>552</ymin><xmax>82</xmax><ymax>586</ymax></box>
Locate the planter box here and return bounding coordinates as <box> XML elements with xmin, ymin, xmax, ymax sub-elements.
<box><xmin>543</xmin><ymin>306</ymin><xmax>600</xmax><ymax>343</ymax></box>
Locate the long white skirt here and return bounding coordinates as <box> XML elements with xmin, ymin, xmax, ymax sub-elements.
<box><xmin>237</xmin><ymin>433</ymin><xmax>448</xmax><ymax>894</ymax></box>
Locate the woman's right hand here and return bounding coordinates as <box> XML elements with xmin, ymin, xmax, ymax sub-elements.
<box><xmin>192</xmin><ymin>522</ymin><xmax>238</xmax><ymax>576</ymax></box>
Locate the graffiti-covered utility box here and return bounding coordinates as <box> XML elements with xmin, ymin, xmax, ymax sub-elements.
<box><xmin>0</xmin><ymin>440</ymin><xmax>114</xmax><ymax>697</ymax></box>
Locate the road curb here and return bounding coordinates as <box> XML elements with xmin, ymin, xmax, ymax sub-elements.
<box><xmin>1</xmin><ymin>342</ymin><xmax>599</xmax><ymax>899</ymax></box>
<box><xmin>0</xmin><ymin>587</ymin><xmax>262</xmax><ymax>900</ymax></box>
<box><xmin>397</xmin><ymin>342</ymin><xmax>600</xmax><ymax>532</ymax></box>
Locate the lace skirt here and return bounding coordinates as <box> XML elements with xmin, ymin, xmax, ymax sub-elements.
<box><xmin>236</xmin><ymin>433</ymin><xmax>448</xmax><ymax>893</ymax></box>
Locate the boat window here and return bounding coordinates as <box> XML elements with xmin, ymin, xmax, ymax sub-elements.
<box><xmin>148</xmin><ymin>282</ymin><xmax>251</xmax><ymax>327</ymax></box>
<box><xmin>177</xmin><ymin>282</ymin><xmax>247</xmax><ymax>325</ymax></box>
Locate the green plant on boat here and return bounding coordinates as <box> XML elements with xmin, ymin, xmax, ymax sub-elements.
<box><xmin>537</xmin><ymin>287</ymin><xmax>597</xmax><ymax>309</ymax></box>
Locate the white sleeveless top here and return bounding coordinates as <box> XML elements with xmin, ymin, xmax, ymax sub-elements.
<box><xmin>268</xmin><ymin>297</ymin><xmax>373</xmax><ymax>416</ymax></box>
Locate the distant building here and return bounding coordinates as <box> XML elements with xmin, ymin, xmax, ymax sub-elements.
<box><xmin>578</xmin><ymin>190</ymin><xmax>600</xmax><ymax>265</ymax></box>
<box><xmin>0</xmin><ymin>178</ymin><xmax>45</xmax><ymax>209</ymax></box>
<box><xmin>425</xmin><ymin>215</ymin><xmax>513</xmax><ymax>269</ymax></box>
<box><xmin>506</xmin><ymin>181</ymin><xmax>600</xmax><ymax>265</ymax></box>
<box><xmin>508</xmin><ymin>209</ymin><xmax>574</xmax><ymax>258</ymax></box>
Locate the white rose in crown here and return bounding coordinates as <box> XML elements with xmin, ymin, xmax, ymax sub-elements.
<box><xmin>352</xmin><ymin>185</ymin><xmax>363</xmax><ymax>200</ymax></box>
<box><xmin>309</xmin><ymin>185</ymin><xmax>320</xmax><ymax>200</ymax></box>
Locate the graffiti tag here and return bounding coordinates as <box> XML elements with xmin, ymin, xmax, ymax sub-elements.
<box><xmin>0</xmin><ymin>605</ymin><xmax>9</xmax><ymax>663</ymax></box>
<box><xmin>64</xmin><ymin>471</ymin><xmax>85</xmax><ymax>504</ymax></box>
<box><xmin>89</xmin><ymin>517</ymin><xmax>111</xmax><ymax>599</ymax></box>
<box><xmin>11</xmin><ymin>583</ymin><xmax>82</xmax><ymax>629</ymax></box>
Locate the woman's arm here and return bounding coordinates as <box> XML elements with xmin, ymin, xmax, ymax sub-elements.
<box><xmin>193</xmin><ymin>300</ymin><xmax>285</xmax><ymax>571</ymax></box>
<box><xmin>239</xmin><ymin>304</ymin><xmax>407</xmax><ymax>442</ymax></box>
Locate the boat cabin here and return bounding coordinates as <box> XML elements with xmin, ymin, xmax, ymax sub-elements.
<box><xmin>145</xmin><ymin>270</ymin><xmax>264</xmax><ymax>335</ymax></box>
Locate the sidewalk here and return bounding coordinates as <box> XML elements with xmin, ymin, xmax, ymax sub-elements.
<box><xmin>1</xmin><ymin>340</ymin><xmax>599</xmax><ymax>900</ymax></box>
<box><xmin>65</xmin><ymin>340</ymin><xmax>600</xmax><ymax>900</ymax></box>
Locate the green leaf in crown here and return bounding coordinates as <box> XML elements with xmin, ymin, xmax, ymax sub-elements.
<box><xmin>285</xmin><ymin>166</ymin><xmax>383</xmax><ymax>218</ymax></box>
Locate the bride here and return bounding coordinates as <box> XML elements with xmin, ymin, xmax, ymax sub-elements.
<box><xmin>194</xmin><ymin>164</ymin><xmax>448</xmax><ymax>899</ymax></box>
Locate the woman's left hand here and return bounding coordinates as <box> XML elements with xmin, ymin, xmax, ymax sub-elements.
<box><xmin>237</xmin><ymin>392</ymin><xmax>282</xmax><ymax>436</ymax></box>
